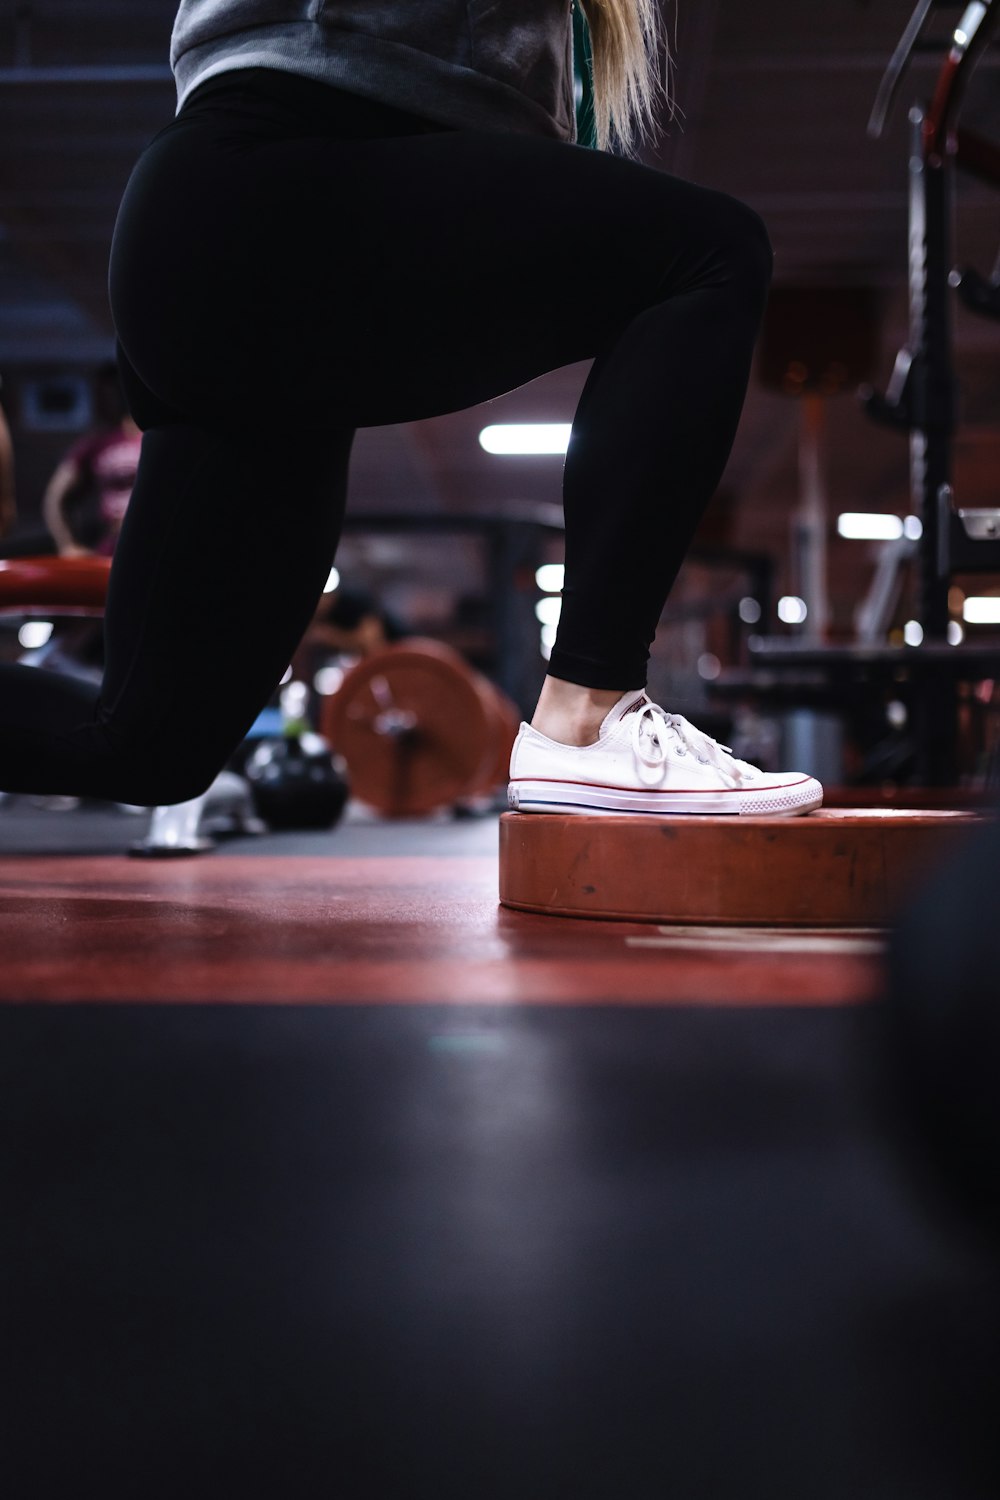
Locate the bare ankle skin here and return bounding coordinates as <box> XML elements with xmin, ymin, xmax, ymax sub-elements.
<box><xmin>529</xmin><ymin>675</ymin><xmax>632</xmax><ymax>747</ymax></box>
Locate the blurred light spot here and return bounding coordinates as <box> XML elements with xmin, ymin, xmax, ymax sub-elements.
<box><xmin>963</xmin><ymin>596</ymin><xmax>1000</xmax><ymax>624</ymax></box>
<box><xmin>738</xmin><ymin>596</ymin><xmax>762</xmax><ymax>625</ymax></box>
<box><xmin>777</xmin><ymin>596</ymin><xmax>808</xmax><ymax>625</ymax></box>
<box><xmin>947</xmin><ymin>620</ymin><xmax>964</xmax><ymax>645</ymax></box>
<box><xmin>903</xmin><ymin>515</ymin><xmax>923</xmax><ymax>541</ymax></box>
<box><xmin>697</xmin><ymin>652</ymin><xmax>721</xmax><ymax>681</ymax></box>
<box><xmin>886</xmin><ymin>700</ymin><xmax>908</xmax><ymax>728</ymax></box>
<box><xmin>314</xmin><ymin>665</ymin><xmax>345</xmax><ymax>696</ymax></box>
<box><xmin>18</xmin><ymin>620</ymin><xmax>54</xmax><ymax>649</ymax></box>
<box><xmin>535</xmin><ymin>563</ymin><xmax>565</xmax><ymax>593</ymax></box>
<box><xmin>539</xmin><ymin>620</ymin><xmax>557</xmax><ymax>660</ymax></box>
<box><xmin>535</xmin><ymin>596</ymin><xmax>562</xmax><ymax>627</ymax></box>
<box><xmin>903</xmin><ymin>619</ymin><xmax>924</xmax><ymax>646</ymax></box>
<box><xmin>323</xmin><ymin>567</ymin><xmax>340</xmax><ymax>594</ymax></box>
<box><xmin>837</xmin><ymin>512</ymin><xmax>904</xmax><ymax>540</ymax></box>
<box><xmin>281</xmin><ymin>680</ymin><xmax>309</xmax><ymax>719</ymax></box>
<box><xmin>479</xmin><ymin>424</ymin><xmax>571</xmax><ymax>455</ymax></box>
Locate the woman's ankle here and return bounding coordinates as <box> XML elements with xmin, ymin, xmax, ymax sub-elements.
<box><xmin>529</xmin><ymin>676</ymin><xmax>630</xmax><ymax>747</ymax></box>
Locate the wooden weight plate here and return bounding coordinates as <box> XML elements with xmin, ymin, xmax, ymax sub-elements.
<box><xmin>0</xmin><ymin>556</ymin><xmax>111</xmax><ymax>612</ymax></box>
<box><xmin>468</xmin><ymin>681</ymin><xmax>522</xmax><ymax>796</ymax></box>
<box><xmin>499</xmin><ymin>808</ymin><xmax>987</xmax><ymax>926</ymax></box>
<box><xmin>322</xmin><ymin>639</ymin><xmax>499</xmax><ymax>817</ymax></box>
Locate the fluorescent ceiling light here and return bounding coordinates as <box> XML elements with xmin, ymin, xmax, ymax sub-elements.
<box><xmin>479</xmin><ymin>424</ymin><xmax>571</xmax><ymax>455</ymax></box>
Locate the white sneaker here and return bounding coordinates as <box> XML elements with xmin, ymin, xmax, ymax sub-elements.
<box><xmin>508</xmin><ymin>690</ymin><xmax>823</xmax><ymax>817</ymax></box>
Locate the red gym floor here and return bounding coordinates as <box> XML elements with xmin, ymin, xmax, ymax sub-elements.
<box><xmin>1</xmin><ymin>804</ymin><xmax>996</xmax><ymax>1499</ymax></box>
<box><xmin>0</xmin><ymin>853</ymin><xmax>882</xmax><ymax>1005</ymax></box>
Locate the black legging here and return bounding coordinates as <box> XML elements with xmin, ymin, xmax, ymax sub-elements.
<box><xmin>0</xmin><ymin>69</ymin><xmax>772</xmax><ymax>806</ymax></box>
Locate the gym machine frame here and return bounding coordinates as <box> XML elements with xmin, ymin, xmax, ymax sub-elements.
<box><xmin>739</xmin><ymin>2</ymin><xmax>1000</xmax><ymax>787</ymax></box>
<box><xmin>864</xmin><ymin>0</ymin><xmax>1000</xmax><ymax>778</ymax></box>
<box><xmin>867</xmin><ymin>0</ymin><xmax>1000</xmax><ymax>607</ymax></box>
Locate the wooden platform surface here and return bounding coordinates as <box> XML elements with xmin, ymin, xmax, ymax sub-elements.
<box><xmin>499</xmin><ymin>808</ymin><xmax>986</xmax><ymax>927</ymax></box>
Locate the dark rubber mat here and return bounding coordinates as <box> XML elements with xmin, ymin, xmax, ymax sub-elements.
<box><xmin>2</xmin><ymin>1002</ymin><xmax>996</xmax><ymax>1499</ymax></box>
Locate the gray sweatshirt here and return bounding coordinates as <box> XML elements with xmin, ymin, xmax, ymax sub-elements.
<box><xmin>171</xmin><ymin>1</ymin><xmax>577</xmax><ymax>141</ymax></box>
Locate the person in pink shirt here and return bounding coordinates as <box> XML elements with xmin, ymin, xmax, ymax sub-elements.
<box><xmin>43</xmin><ymin>413</ymin><xmax>142</xmax><ymax>559</ymax></box>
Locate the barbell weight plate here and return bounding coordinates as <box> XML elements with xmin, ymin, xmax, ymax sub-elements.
<box><xmin>0</xmin><ymin>556</ymin><xmax>111</xmax><ymax>611</ymax></box>
<box><xmin>322</xmin><ymin>639</ymin><xmax>499</xmax><ymax>817</ymax></box>
<box><xmin>469</xmin><ymin>684</ymin><xmax>522</xmax><ymax>797</ymax></box>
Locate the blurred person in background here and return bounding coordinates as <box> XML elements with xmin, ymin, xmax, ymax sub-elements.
<box><xmin>297</xmin><ymin>583</ymin><xmax>409</xmax><ymax>666</ymax></box>
<box><xmin>42</xmin><ymin>363</ymin><xmax>142</xmax><ymax>559</ymax></box>
<box><xmin>0</xmin><ymin>379</ymin><xmax>15</xmax><ymax>540</ymax></box>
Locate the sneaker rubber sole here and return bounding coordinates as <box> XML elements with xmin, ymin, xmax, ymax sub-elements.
<box><xmin>507</xmin><ymin>777</ymin><xmax>823</xmax><ymax>817</ymax></box>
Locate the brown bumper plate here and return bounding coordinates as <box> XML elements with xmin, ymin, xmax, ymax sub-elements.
<box><xmin>498</xmin><ymin>808</ymin><xmax>986</xmax><ymax>927</ymax></box>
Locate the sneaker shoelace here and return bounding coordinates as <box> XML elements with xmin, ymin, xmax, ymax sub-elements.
<box><xmin>629</xmin><ymin>701</ymin><xmax>755</xmax><ymax>787</ymax></box>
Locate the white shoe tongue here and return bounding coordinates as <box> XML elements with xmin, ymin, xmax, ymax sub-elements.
<box><xmin>596</xmin><ymin>690</ymin><xmax>650</xmax><ymax>740</ymax></box>
<box><xmin>618</xmin><ymin>691</ymin><xmax>650</xmax><ymax>720</ymax></box>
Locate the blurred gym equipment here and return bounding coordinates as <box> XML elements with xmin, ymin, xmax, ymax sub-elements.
<box><xmin>322</xmin><ymin>638</ymin><xmax>520</xmax><ymax>818</ymax></box>
<box><xmin>130</xmin><ymin>771</ymin><xmax>265</xmax><ymax>857</ymax></box>
<box><xmin>337</xmin><ymin>507</ymin><xmax>565</xmax><ymax>712</ymax></box>
<box><xmin>0</xmin><ymin>556</ymin><xmax>518</xmax><ymax>844</ymax></box>
<box><xmin>862</xmin><ymin>0</ymin><xmax>1000</xmax><ymax>779</ymax></box>
<box><xmin>716</xmin><ymin>1</ymin><xmax>1000</xmax><ymax>787</ymax></box>
<box><xmin>0</xmin><ymin>553</ymin><xmax>109</xmax><ymax>610</ymax></box>
<box><xmin>243</xmin><ymin>732</ymin><xmax>350</xmax><ymax>832</ymax></box>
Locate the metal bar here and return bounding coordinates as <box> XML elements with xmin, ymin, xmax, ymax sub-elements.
<box><xmin>905</xmin><ymin>103</ymin><xmax>960</xmax><ymax>781</ymax></box>
<box><xmin>907</xmin><ymin>109</ymin><xmax>955</xmax><ymax>640</ymax></box>
<box><xmin>924</xmin><ymin>0</ymin><xmax>998</xmax><ymax>158</ymax></box>
<box><xmin>869</xmin><ymin>0</ymin><xmax>937</xmax><ymax>138</ymax></box>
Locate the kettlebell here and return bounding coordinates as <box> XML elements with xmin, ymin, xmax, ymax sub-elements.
<box><xmin>244</xmin><ymin>730</ymin><xmax>350</xmax><ymax>831</ymax></box>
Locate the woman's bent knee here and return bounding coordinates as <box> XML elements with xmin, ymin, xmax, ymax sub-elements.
<box><xmin>651</xmin><ymin>186</ymin><xmax>774</xmax><ymax>308</ymax></box>
<box><xmin>719</xmin><ymin>197</ymin><xmax>774</xmax><ymax>298</ymax></box>
<box><xmin>690</xmin><ymin>188</ymin><xmax>772</xmax><ymax>297</ymax></box>
<box><xmin>742</xmin><ymin>207</ymin><xmax>774</xmax><ymax>295</ymax></box>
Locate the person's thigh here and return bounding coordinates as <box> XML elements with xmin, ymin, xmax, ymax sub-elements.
<box><xmin>110</xmin><ymin>106</ymin><xmax>762</xmax><ymax>430</ymax></box>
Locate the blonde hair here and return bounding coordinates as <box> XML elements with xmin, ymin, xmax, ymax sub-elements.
<box><xmin>578</xmin><ymin>0</ymin><xmax>671</xmax><ymax>153</ymax></box>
